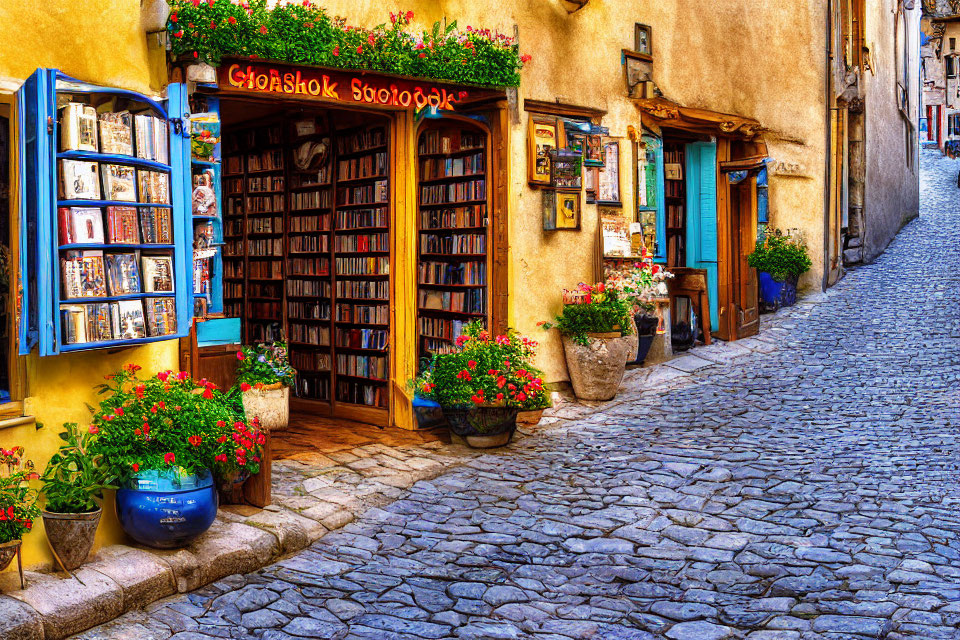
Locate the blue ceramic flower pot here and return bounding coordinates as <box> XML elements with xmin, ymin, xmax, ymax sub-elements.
<box><xmin>758</xmin><ymin>271</ymin><xmax>785</xmax><ymax>313</ymax></box>
<box><xmin>116</xmin><ymin>468</ymin><xmax>218</xmax><ymax>549</ymax></box>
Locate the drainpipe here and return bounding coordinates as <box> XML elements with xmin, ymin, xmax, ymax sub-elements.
<box><xmin>823</xmin><ymin>2</ymin><xmax>833</xmax><ymax>293</ymax></box>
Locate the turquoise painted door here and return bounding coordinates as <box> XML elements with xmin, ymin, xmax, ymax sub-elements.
<box><xmin>685</xmin><ymin>141</ymin><xmax>719</xmax><ymax>331</ymax></box>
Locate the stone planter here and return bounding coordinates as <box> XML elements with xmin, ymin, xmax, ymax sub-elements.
<box><xmin>242</xmin><ymin>384</ymin><xmax>290</xmax><ymax>432</ymax></box>
<box><xmin>0</xmin><ymin>539</ymin><xmax>21</xmax><ymax>571</ymax></box>
<box><xmin>116</xmin><ymin>468</ymin><xmax>217</xmax><ymax>549</ymax></box>
<box><xmin>622</xmin><ymin>317</ymin><xmax>639</xmax><ymax>363</ymax></box>
<box><xmin>562</xmin><ymin>332</ymin><xmax>630</xmax><ymax>401</ymax></box>
<box><xmin>41</xmin><ymin>508</ymin><xmax>101</xmax><ymax>571</ymax></box>
<box><xmin>442</xmin><ymin>406</ymin><xmax>518</xmax><ymax>448</ymax></box>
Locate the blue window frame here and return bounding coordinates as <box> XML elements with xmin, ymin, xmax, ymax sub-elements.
<box><xmin>17</xmin><ymin>69</ymin><xmax>192</xmax><ymax>356</ymax></box>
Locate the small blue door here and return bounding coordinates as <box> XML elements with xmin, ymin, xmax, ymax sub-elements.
<box><xmin>685</xmin><ymin>141</ymin><xmax>719</xmax><ymax>331</ymax></box>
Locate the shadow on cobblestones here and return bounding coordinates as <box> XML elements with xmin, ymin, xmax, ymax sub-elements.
<box><xmin>77</xmin><ymin>150</ymin><xmax>959</xmax><ymax>640</ymax></box>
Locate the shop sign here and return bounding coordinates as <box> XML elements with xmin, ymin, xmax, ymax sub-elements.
<box><xmin>221</xmin><ymin>62</ymin><xmax>470</xmax><ymax>110</ymax></box>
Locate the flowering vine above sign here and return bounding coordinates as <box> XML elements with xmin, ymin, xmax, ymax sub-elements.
<box><xmin>167</xmin><ymin>0</ymin><xmax>530</xmax><ymax>88</ymax></box>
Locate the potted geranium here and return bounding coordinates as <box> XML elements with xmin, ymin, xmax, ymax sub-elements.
<box><xmin>747</xmin><ymin>229</ymin><xmax>812</xmax><ymax>312</ymax></box>
<box><xmin>0</xmin><ymin>447</ymin><xmax>40</xmax><ymax>574</ymax></box>
<box><xmin>541</xmin><ymin>283</ymin><xmax>633</xmax><ymax>401</ymax></box>
<box><xmin>415</xmin><ymin>322</ymin><xmax>548</xmax><ymax>448</ymax></box>
<box><xmin>606</xmin><ymin>258</ymin><xmax>673</xmax><ymax>365</ymax></box>
<box><xmin>88</xmin><ymin>364</ymin><xmax>264</xmax><ymax>549</ymax></box>
<box><xmin>40</xmin><ymin>423</ymin><xmax>114</xmax><ymax>571</ymax></box>
<box><xmin>236</xmin><ymin>342</ymin><xmax>296</xmax><ymax>432</ymax></box>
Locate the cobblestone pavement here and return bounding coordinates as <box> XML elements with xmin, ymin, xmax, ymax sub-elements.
<box><xmin>78</xmin><ymin>150</ymin><xmax>958</xmax><ymax>640</ymax></box>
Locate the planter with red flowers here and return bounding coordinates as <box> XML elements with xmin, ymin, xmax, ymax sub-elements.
<box><xmin>0</xmin><ymin>447</ymin><xmax>40</xmax><ymax>585</ymax></box>
<box><xmin>541</xmin><ymin>283</ymin><xmax>633</xmax><ymax>401</ymax></box>
<box><xmin>415</xmin><ymin>322</ymin><xmax>549</xmax><ymax>448</ymax></box>
<box><xmin>87</xmin><ymin>365</ymin><xmax>264</xmax><ymax>549</ymax></box>
<box><xmin>236</xmin><ymin>342</ymin><xmax>296</xmax><ymax>433</ymax></box>
<box><xmin>40</xmin><ymin>422</ymin><xmax>115</xmax><ymax>572</ymax></box>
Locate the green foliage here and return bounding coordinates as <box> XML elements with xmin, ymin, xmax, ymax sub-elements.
<box><xmin>41</xmin><ymin>423</ymin><xmax>115</xmax><ymax>514</ymax></box>
<box><xmin>0</xmin><ymin>447</ymin><xmax>40</xmax><ymax>544</ymax></box>
<box><xmin>167</xmin><ymin>1</ymin><xmax>528</xmax><ymax>88</ymax></box>
<box><xmin>415</xmin><ymin>322</ymin><xmax>549</xmax><ymax>410</ymax></box>
<box><xmin>541</xmin><ymin>284</ymin><xmax>633</xmax><ymax>346</ymax></box>
<box><xmin>746</xmin><ymin>229</ymin><xmax>812</xmax><ymax>282</ymax></box>
<box><xmin>86</xmin><ymin>365</ymin><xmax>265</xmax><ymax>486</ymax></box>
<box><xmin>236</xmin><ymin>342</ymin><xmax>296</xmax><ymax>389</ymax></box>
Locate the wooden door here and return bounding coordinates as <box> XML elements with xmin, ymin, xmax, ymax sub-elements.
<box><xmin>731</xmin><ymin>179</ymin><xmax>759</xmax><ymax>339</ymax></box>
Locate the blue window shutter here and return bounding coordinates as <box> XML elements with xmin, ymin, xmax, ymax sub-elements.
<box><xmin>685</xmin><ymin>141</ymin><xmax>719</xmax><ymax>331</ymax></box>
<box><xmin>17</xmin><ymin>68</ymin><xmax>57</xmax><ymax>356</ymax></box>
<box><xmin>651</xmin><ymin>137</ymin><xmax>667</xmax><ymax>263</ymax></box>
<box><xmin>165</xmin><ymin>82</ymin><xmax>193</xmax><ymax>335</ymax></box>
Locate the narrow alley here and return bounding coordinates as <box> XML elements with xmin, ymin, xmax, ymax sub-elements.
<box><xmin>77</xmin><ymin>148</ymin><xmax>960</xmax><ymax>640</ymax></box>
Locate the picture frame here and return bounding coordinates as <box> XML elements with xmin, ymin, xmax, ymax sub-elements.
<box><xmin>549</xmin><ymin>149</ymin><xmax>583</xmax><ymax>189</ymax></box>
<box><xmin>528</xmin><ymin>115</ymin><xmax>559</xmax><ymax>185</ymax></box>
<box><xmin>635</xmin><ymin>23</ymin><xmax>652</xmax><ymax>56</ymax></box>
<box><xmin>596</xmin><ymin>139</ymin><xmax>622</xmax><ymax>207</ymax></box>
<box><xmin>664</xmin><ymin>163</ymin><xmax>683</xmax><ymax>181</ymax></box>
<box><xmin>585</xmin><ymin>166</ymin><xmax>598</xmax><ymax>204</ymax></box>
<box><xmin>543</xmin><ymin>189</ymin><xmax>582</xmax><ymax>230</ymax></box>
<box><xmin>584</xmin><ymin>133</ymin><xmax>605</xmax><ymax>167</ymax></box>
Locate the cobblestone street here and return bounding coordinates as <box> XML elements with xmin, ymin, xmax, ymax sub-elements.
<box><xmin>79</xmin><ymin>149</ymin><xmax>960</xmax><ymax>640</ymax></box>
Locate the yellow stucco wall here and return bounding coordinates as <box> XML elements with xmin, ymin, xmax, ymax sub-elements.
<box><xmin>0</xmin><ymin>0</ymin><xmax>836</xmax><ymax>570</ymax></box>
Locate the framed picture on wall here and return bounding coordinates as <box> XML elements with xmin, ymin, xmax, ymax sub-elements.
<box><xmin>528</xmin><ymin>115</ymin><xmax>558</xmax><ymax>185</ymax></box>
<box><xmin>543</xmin><ymin>189</ymin><xmax>581</xmax><ymax>230</ymax></box>
<box><xmin>635</xmin><ymin>24</ymin><xmax>652</xmax><ymax>56</ymax></box>
<box><xmin>596</xmin><ymin>139</ymin><xmax>622</xmax><ymax>206</ymax></box>
<box><xmin>585</xmin><ymin>166</ymin><xmax>598</xmax><ymax>204</ymax></box>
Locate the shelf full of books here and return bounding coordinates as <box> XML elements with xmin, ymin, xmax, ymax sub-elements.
<box><xmin>189</xmin><ymin>98</ymin><xmax>223</xmax><ymax>319</ymax></box>
<box><xmin>18</xmin><ymin>69</ymin><xmax>191</xmax><ymax>356</ymax></box>
<box><xmin>416</xmin><ymin>122</ymin><xmax>490</xmax><ymax>358</ymax></box>
<box><xmin>221</xmin><ymin>114</ymin><xmax>391</xmax><ymax>416</ymax></box>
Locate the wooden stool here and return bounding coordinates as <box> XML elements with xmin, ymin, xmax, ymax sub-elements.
<box><xmin>667</xmin><ymin>267</ymin><xmax>712</xmax><ymax>346</ymax></box>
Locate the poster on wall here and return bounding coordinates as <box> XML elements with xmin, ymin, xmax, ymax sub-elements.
<box><xmin>600</xmin><ymin>207</ymin><xmax>630</xmax><ymax>256</ymax></box>
<box><xmin>597</xmin><ymin>140</ymin><xmax>622</xmax><ymax>206</ymax></box>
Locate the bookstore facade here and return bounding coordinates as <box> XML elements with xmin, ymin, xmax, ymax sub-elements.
<box><xmin>182</xmin><ymin>60</ymin><xmax>510</xmax><ymax>427</ymax></box>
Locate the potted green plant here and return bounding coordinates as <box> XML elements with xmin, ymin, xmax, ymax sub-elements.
<box><xmin>541</xmin><ymin>283</ymin><xmax>633</xmax><ymax>401</ymax></box>
<box><xmin>88</xmin><ymin>364</ymin><xmax>264</xmax><ymax>549</ymax></box>
<box><xmin>0</xmin><ymin>447</ymin><xmax>40</xmax><ymax>573</ymax></box>
<box><xmin>40</xmin><ymin>422</ymin><xmax>115</xmax><ymax>571</ymax></box>
<box><xmin>606</xmin><ymin>259</ymin><xmax>673</xmax><ymax>365</ymax></box>
<box><xmin>415</xmin><ymin>322</ymin><xmax>548</xmax><ymax>448</ymax></box>
<box><xmin>746</xmin><ymin>229</ymin><xmax>812</xmax><ymax>312</ymax></box>
<box><xmin>236</xmin><ymin>342</ymin><xmax>296</xmax><ymax>433</ymax></box>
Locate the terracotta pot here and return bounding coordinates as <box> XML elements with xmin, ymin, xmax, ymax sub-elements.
<box><xmin>562</xmin><ymin>333</ymin><xmax>630</xmax><ymax>401</ymax></box>
<box><xmin>42</xmin><ymin>508</ymin><xmax>102</xmax><ymax>571</ymax></box>
<box><xmin>517</xmin><ymin>409</ymin><xmax>545</xmax><ymax>426</ymax></box>
<box><xmin>242</xmin><ymin>384</ymin><xmax>290</xmax><ymax>432</ymax></box>
<box><xmin>0</xmin><ymin>539</ymin><xmax>21</xmax><ymax>572</ymax></box>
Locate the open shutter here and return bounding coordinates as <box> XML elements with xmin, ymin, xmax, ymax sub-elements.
<box><xmin>685</xmin><ymin>141</ymin><xmax>719</xmax><ymax>331</ymax></box>
<box><xmin>646</xmin><ymin>135</ymin><xmax>667</xmax><ymax>263</ymax></box>
<box><xmin>166</xmin><ymin>82</ymin><xmax>194</xmax><ymax>334</ymax></box>
<box><xmin>17</xmin><ymin>68</ymin><xmax>57</xmax><ymax>355</ymax></box>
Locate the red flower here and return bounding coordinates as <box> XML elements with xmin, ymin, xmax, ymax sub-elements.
<box><xmin>170</xmin><ymin>13</ymin><xmax>177</xmax><ymax>23</ymax></box>
<box><xmin>496</xmin><ymin>393</ymin><xmax>504</xmax><ymax>401</ymax></box>
<box><xmin>217</xmin><ymin>435</ymin><xmax>227</xmax><ymax>443</ymax></box>
<box><xmin>234</xmin><ymin>421</ymin><xmax>244</xmax><ymax>430</ymax></box>
<box><xmin>203</xmin><ymin>389</ymin><xmax>213</xmax><ymax>399</ymax></box>
<box><xmin>207</xmin><ymin>0</ymin><xmax>214</xmax><ymax>6</ymax></box>
<box><xmin>215</xmin><ymin>454</ymin><xmax>227</xmax><ymax>463</ymax></box>
<box><xmin>174</xmin><ymin>30</ymin><xmax>184</xmax><ymax>38</ymax></box>
<box><xmin>134</xmin><ymin>428</ymin><xmax>142</xmax><ymax>436</ymax></box>
<box><xmin>228</xmin><ymin>16</ymin><xmax>237</xmax><ymax>24</ymax></box>
<box><xmin>216</xmin><ymin>420</ymin><xmax>226</xmax><ymax>428</ymax></box>
<box><xmin>496</xmin><ymin>376</ymin><xmax>506</xmax><ymax>388</ymax></box>
<box><xmin>209</xmin><ymin>20</ymin><xmax>216</xmax><ymax>29</ymax></box>
<box><xmin>150</xmin><ymin>404</ymin><xmax>158</xmax><ymax>414</ymax></box>
<box><xmin>471</xmin><ymin>395</ymin><xmax>483</xmax><ymax>405</ymax></box>
<box><xmin>406</xmin><ymin>10</ymin><xmax>414</xmax><ymax>21</ymax></box>
<box><xmin>102</xmin><ymin>414</ymin><xmax>114</xmax><ymax>422</ymax></box>
<box><xmin>177</xmin><ymin>371</ymin><xmax>189</xmax><ymax>381</ymax></box>
<box><xmin>517</xmin><ymin>392</ymin><xmax>527</xmax><ymax>402</ymax></box>
<box><xmin>134</xmin><ymin>384</ymin><xmax>145</xmax><ymax>399</ymax></box>
<box><xmin>356</xmin><ymin>45</ymin><xmax>363</xmax><ymax>54</ymax></box>
<box><xmin>517</xmin><ymin>369</ymin><xmax>527</xmax><ymax>378</ymax></box>
<box><xmin>332</xmin><ymin>45</ymin><xmax>340</xmax><ymax>56</ymax></box>
<box><xmin>188</xmin><ymin>435</ymin><xmax>203</xmax><ymax>447</ymax></box>
<box><xmin>236</xmin><ymin>448</ymin><xmax>245</xmax><ymax>456</ymax></box>
<box><xmin>88</xmin><ymin>425</ymin><xmax>99</xmax><ymax>435</ymax></box>
<box><xmin>240</xmin><ymin>383</ymin><xmax>251</xmax><ymax>392</ymax></box>
<box><xmin>164</xmin><ymin>452</ymin><xmax>176</xmax><ymax>465</ymax></box>
<box><xmin>304</xmin><ymin>22</ymin><xmax>313</xmax><ymax>28</ymax></box>
<box><xmin>158</xmin><ymin>371</ymin><xmax>170</xmax><ymax>382</ymax></box>
<box><xmin>468</xmin><ymin>360</ymin><xmax>477</xmax><ymax>369</ymax></box>
<box><xmin>488</xmin><ymin>369</ymin><xmax>499</xmax><ymax>376</ymax></box>
<box><xmin>114</xmin><ymin>407</ymin><xmax>124</xmax><ymax>417</ymax></box>
<box><xmin>237</xmin><ymin>351</ymin><xmax>246</xmax><ymax>360</ymax></box>
<box><xmin>174</xmin><ymin>405</ymin><xmax>181</xmax><ymax>411</ymax></box>
<box><xmin>520</xmin><ymin>54</ymin><xmax>532</xmax><ymax>63</ymax></box>
<box><xmin>193</xmin><ymin>51</ymin><xmax>199</xmax><ymax>59</ymax></box>
<box><xmin>260</xmin><ymin>25</ymin><xmax>268</xmax><ymax>35</ymax></box>
<box><xmin>418</xmin><ymin>52</ymin><xmax>426</xmax><ymax>58</ymax></box>
<box><xmin>303</xmin><ymin>0</ymin><xmax>310</xmax><ymax>5</ymax></box>
<box><xmin>158</xmin><ymin>401</ymin><xmax>166</xmax><ymax>409</ymax></box>
<box><xmin>23</xmin><ymin>520</ymin><xmax>32</xmax><ymax>530</ymax></box>
<box><xmin>368</xmin><ymin>34</ymin><xmax>376</xmax><ymax>46</ymax></box>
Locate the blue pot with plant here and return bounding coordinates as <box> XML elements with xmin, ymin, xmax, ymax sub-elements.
<box><xmin>747</xmin><ymin>230</ymin><xmax>812</xmax><ymax>313</ymax></box>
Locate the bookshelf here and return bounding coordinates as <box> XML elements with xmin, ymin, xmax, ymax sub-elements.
<box><xmin>221</xmin><ymin>113</ymin><xmax>391</xmax><ymax>421</ymax></box>
<box><xmin>664</xmin><ymin>142</ymin><xmax>686</xmax><ymax>268</ymax></box>
<box><xmin>189</xmin><ymin>96</ymin><xmax>223</xmax><ymax>319</ymax></box>
<box><xmin>416</xmin><ymin>121</ymin><xmax>490</xmax><ymax>359</ymax></box>
<box><xmin>52</xmin><ymin>84</ymin><xmax>180</xmax><ymax>351</ymax></box>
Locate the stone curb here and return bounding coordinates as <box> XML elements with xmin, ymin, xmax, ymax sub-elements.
<box><xmin>0</xmin><ymin>294</ymin><xmax>814</xmax><ymax>640</ymax></box>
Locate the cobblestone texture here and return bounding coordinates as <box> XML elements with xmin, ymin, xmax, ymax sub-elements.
<box><xmin>76</xmin><ymin>149</ymin><xmax>957</xmax><ymax>639</ymax></box>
